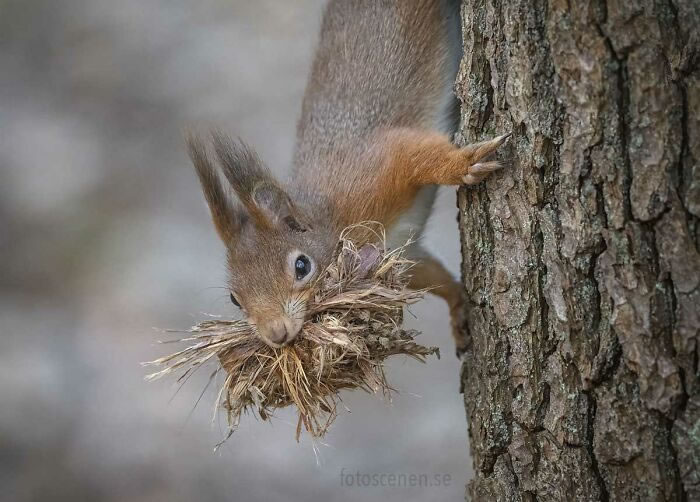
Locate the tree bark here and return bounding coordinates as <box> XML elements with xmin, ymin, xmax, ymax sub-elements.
<box><xmin>455</xmin><ymin>0</ymin><xmax>700</xmax><ymax>500</ymax></box>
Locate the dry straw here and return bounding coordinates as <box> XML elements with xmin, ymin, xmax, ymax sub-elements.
<box><xmin>144</xmin><ymin>224</ymin><xmax>439</xmax><ymax>442</ymax></box>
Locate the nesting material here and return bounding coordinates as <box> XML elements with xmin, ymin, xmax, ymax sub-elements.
<box><xmin>145</xmin><ymin>227</ymin><xmax>439</xmax><ymax>441</ymax></box>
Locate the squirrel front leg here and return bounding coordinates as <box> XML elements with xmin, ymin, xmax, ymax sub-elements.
<box><xmin>363</xmin><ymin>128</ymin><xmax>509</xmax><ymax>356</ymax></box>
<box><xmin>378</xmin><ymin>127</ymin><xmax>510</xmax><ymax>187</ymax></box>
<box><xmin>341</xmin><ymin>128</ymin><xmax>509</xmax><ymax>228</ymax></box>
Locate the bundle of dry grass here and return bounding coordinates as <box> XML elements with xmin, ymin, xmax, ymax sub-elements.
<box><xmin>145</xmin><ymin>227</ymin><xmax>439</xmax><ymax>441</ymax></box>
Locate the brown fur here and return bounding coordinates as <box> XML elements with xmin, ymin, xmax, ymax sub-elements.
<box><xmin>188</xmin><ymin>0</ymin><xmax>508</xmax><ymax>353</ymax></box>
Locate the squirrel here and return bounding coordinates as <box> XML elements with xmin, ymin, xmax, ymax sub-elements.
<box><xmin>186</xmin><ymin>0</ymin><xmax>509</xmax><ymax>357</ymax></box>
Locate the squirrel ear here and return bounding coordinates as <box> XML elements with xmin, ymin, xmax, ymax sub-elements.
<box><xmin>211</xmin><ymin>132</ymin><xmax>308</xmax><ymax>232</ymax></box>
<box><xmin>252</xmin><ymin>183</ymin><xmax>308</xmax><ymax>232</ymax></box>
<box><xmin>186</xmin><ymin>133</ymin><xmax>244</xmax><ymax>243</ymax></box>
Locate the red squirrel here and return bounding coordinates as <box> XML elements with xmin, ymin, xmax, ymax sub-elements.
<box><xmin>187</xmin><ymin>0</ymin><xmax>508</xmax><ymax>356</ymax></box>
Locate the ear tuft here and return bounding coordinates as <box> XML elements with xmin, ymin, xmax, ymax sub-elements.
<box><xmin>206</xmin><ymin>132</ymin><xmax>307</xmax><ymax>231</ymax></box>
<box><xmin>186</xmin><ymin>133</ymin><xmax>244</xmax><ymax>243</ymax></box>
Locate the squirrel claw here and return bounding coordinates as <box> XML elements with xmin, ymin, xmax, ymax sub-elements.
<box><xmin>495</xmin><ymin>132</ymin><xmax>512</xmax><ymax>145</ymax></box>
<box><xmin>462</xmin><ymin>161</ymin><xmax>503</xmax><ymax>185</ymax></box>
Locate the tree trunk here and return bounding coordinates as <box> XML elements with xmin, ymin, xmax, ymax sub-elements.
<box><xmin>455</xmin><ymin>0</ymin><xmax>699</xmax><ymax>500</ymax></box>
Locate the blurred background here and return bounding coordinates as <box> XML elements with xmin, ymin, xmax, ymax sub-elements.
<box><xmin>0</xmin><ymin>1</ymin><xmax>470</xmax><ymax>500</ymax></box>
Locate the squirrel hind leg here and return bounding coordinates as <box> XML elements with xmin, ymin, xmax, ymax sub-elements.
<box><xmin>404</xmin><ymin>247</ymin><xmax>470</xmax><ymax>358</ymax></box>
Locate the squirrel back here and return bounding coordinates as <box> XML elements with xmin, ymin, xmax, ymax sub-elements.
<box><xmin>293</xmin><ymin>0</ymin><xmax>462</xmax><ymax>191</ymax></box>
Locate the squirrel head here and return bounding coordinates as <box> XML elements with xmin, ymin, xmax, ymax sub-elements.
<box><xmin>187</xmin><ymin>133</ymin><xmax>335</xmax><ymax>348</ymax></box>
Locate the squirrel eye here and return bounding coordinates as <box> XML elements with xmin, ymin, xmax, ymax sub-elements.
<box><xmin>295</xmin><ymin>255</ymin><xmax>311</xmax><ymax>280</ymax></box>
<box><xmin>229</xmin><ymin>293</ymin><xmax>240</xmax><ymax>307</ymax></box>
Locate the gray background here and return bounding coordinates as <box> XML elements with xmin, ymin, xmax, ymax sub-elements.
<box><xmin>0</xmin><ymin>1</ymin><xmax>471</xmax><ymax>500</ymax></box>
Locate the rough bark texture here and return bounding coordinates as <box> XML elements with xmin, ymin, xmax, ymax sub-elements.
<box><xmin>455</xmin><ymin>0</ymin><xmax>700</xmax><ymax>500</ymax></box>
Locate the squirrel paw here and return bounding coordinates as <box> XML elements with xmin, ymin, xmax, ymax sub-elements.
<box><xmin>460</xmin><ymin>132</ymin><xmax>511</xmax><ymax>185</ymax></box>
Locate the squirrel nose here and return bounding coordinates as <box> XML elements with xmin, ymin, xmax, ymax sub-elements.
<box><xmin>268</xmin><ymin>320</ymin><xmax>288</xmax><ymax>345</ymax></box>
<box><xmin>259</xmin><ymin>317</ymin><xmax>303</xmax><ymax>347</ymax></box>
<box><xmin>283</xmin><ymin>317</ymin><xmax>303</xmax><ymax>341</ymax></box>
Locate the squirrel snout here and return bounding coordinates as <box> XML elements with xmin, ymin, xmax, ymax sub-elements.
<box><xmin>258</xmin><ymin>316</ymin><xmax>303</xmax><ymax>348</ymax></box>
